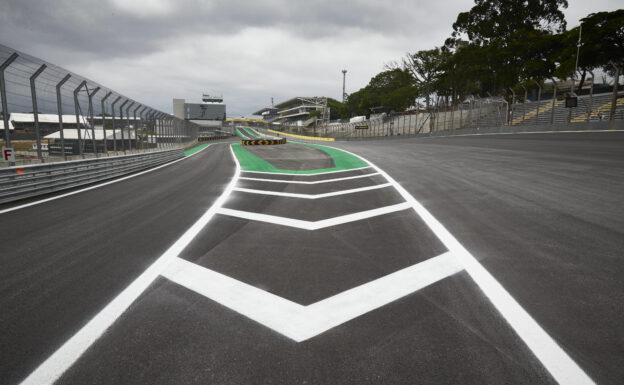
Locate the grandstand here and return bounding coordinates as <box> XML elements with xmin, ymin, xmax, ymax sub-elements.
<box><xmin>253</xmin><ymin>97</ymin><xmax>329</xmax><ymax>128</ymax></box>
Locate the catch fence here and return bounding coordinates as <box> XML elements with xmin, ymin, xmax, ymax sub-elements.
<box><xmin>0</xmin><ymin>44</ymin><xmax>201</xmax><ymax>167</ymax></box>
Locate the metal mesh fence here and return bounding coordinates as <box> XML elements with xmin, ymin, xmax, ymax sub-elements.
<box><xmin>302</xmin><ymin>86</ymin><xmax>623</xmax><ymax>139</ymax></box>
<box><xmin>0</xmin><ymin>44</ymin><xmax>200</xmax><ymax>167</ymax></box>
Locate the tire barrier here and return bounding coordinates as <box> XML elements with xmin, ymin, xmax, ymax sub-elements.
<box><xmin>242</xmin><ymin>138</ymin><xmax>287</xmax><ymax>146</ymax></box>
<box><xmin>198</xmin><ymin>136</ymin><xmax>230</xmax><ymax>142</ymax></box>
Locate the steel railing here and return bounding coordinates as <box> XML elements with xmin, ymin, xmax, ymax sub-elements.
<box><xmin>0</xmin><ymin>148</ymin><xmax>182</xmax><ymax>204</ymax></box>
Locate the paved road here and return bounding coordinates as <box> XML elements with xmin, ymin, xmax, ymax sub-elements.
<box><xmin>1</xmin><ymin>133</ymin><xmax>622</xmax><ymax>384</ymax></box>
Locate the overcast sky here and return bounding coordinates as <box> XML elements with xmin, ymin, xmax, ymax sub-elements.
<box><xmin>0</xmin><ymin>0</ymin><xmax>621</xmax><ymax>117</ymax></box>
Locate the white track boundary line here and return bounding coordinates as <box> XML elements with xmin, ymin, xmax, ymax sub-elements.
<box><xmin>324</xmin><ymin>143</ymin><xmax>595</xmax><ymax>385</ymax></box>
<box><xmin>239</xmin><ymin>172</ymin><xmax>380</xmax><ymax>184</ymax></box>
<box><xmin>161</xmin><ymin>251</ymin><xmax>462</xmax><ymax>342</ymax></box>
<box><xmin>232</xmin><ymin>183</ymin><xmax>392</xmax><ymax>199</ymax></box>
<box><xmin>19</xmin><ymin>145</ymin><xmax>242</xmax><ymax>385</ymax></box>
<box><xmin>240</xmin><ymin>165</ymin><xmax>372</xmax><ymax>176</ymax></box>
<box><xmin>216</xmin><ymin>202</ymin><xmax>411</xmax><ymax>230</ymax></box>
<box><xmin>0</xmin><ymin>143</ymin><xmax>220</xmax><ymax>215</ymax></box>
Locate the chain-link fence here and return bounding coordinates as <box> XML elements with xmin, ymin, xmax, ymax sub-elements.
<box><xmin>0</xmin><ymin>44</ymin><xmax>201</xmax><ymax>167</ymax></box>
<box><xmin>299</xmin><ymin>84</ymin><xmax>623</xmax><ymax>139</ymax></box>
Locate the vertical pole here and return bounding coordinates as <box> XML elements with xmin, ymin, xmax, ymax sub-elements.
<box><xmin>521</xmin><ymin>85</ymin><xmax>527</xmax><ymax>123</ymax></box>
<box><xmin>508</xmin><ymin>88</ymin><xmax>515</xmax><ymax>125</ymax></box>
<box><xmin>56</xmin><ymin>74</ymin><xmax>72</xmax><ymax>160</ymax></box>
<box><xmin>29</xmin><ymin>63</ymin><xmax>47</xmax><ymax>162</ymax></box>
<box><xmin>609</xmin><ymin>63</ymin><xmax>620</xmax><ymax>122</ymax></box>
<box><xmin>111</xmin><ymin>96</ymin><xmax>121</xmax><ymax>153</ymax></box>
<box><xmin>550</xmin><ymin>80</ymin><xmax>557</xmax><ymax>125</ymax></box>
<box><xmin>0</xmin><ymin>52</ymin><xmax>18</xmax><ymax>166</ymax></box>
<box><xmin>125</xmin><ymin>102</ymin><xmax>134</xmax><ymax>151</ymax></box>
<box><xmin>587</xmin><ymin>70</ymin><xmax>595</xmax><ymax>122</ymax></box>
<box><xmin>137</xmin><ymin>106</ymin><xmax>145</xmax><ymax>149</ymax></box>
<box><xmin>73</xmin><ymin>80</ymin><xmax>87</xmax><ymax>158</ymax></box>
<box><xmin>534</xmin><ymin>81</ymin><xmax>541</xmax><ymax>125</ymax></box>
<box><xmin>119</xmin><ymin>100</ymin><xmax>129</xmax><ymax>153</ymax></box>
<box><xmin>459</xmin><ymin>103</ymin><xmax>463</xmax><ymax>129</ymax></box>
<box><xmin>100</xmin><ymin>92</ymin><xmax>112</xmax><ymax>155</ymax></box>
<box><xmin>87</xmin><ymin>87</ymin><xmax>100</xmax><ymax>157</ymax></box>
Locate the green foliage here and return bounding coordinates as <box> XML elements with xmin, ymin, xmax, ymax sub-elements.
<box><xmin>338</xmin><ymin>2</ymin><xmax>621</xmax><ymax>113</ymax></box>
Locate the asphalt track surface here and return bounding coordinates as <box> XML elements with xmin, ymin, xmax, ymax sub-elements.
<box><xmin>1</xmin><ymin>133</ymin><xmax>622</xmax><ymax>384</ymax></box>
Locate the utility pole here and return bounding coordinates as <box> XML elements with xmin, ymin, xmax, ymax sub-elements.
<box><xmin>271</xmin><ymin>97</ymin><xmax>274</xmax><ymax>106</ymax></box>
<box><xmin>342</xmin><ymin>69</ymin><xmax>347</xmax><ymax>103</ymax></box>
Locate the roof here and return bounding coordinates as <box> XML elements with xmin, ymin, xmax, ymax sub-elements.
<box><xmin>10</xmin><ymin>113</ymin><xmax>79</xmax><ymax>124</ymax></box>
<box><xmin>0</xmin><ymin>120</ymin><xmax>14</xmax><ymax>130</ymax></box>
<box><xmin>44</xmin><ymin>129</ymin><xmax>136</xmax><ymax>140</ymax></box>
<box><xmin>9</xmin><ymin>113</ymin><xmax>141</xmax><ymax>124</ymax></box>
<box><xmin>253</xmin><ymin>97</ymin><xmax>326</xmax><ymax>115</ymax></box>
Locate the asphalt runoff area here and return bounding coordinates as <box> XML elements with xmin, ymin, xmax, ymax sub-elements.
<box><xmin>1</xmin><ymin>132</ymin><xmax>623</xmax><ymax>384</ymax></box>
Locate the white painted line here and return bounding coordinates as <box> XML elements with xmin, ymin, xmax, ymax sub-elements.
<box><xmin>162</xmin><ymin>251</ymin><xmax>462</xmax><ymax>342</ymax></box>
<box><xmin>426</xmin><ymin>129</ymin><xmax>624</xmax><ymax>139</ymax></box>
<box><xmin>216</xmin><ymin>202</ymin><xmax>411</xmax><ymax>230</ymax></box>
<box><xmin>162</xmin><ymin>257</ymin><xmax>307</xmax><ymax>341</ymax></box>
<box><xmin>327</xmin><ymin>144</ymin><xmax>595</xmax><ymax>385</ymax></box>
<box><xmin>241</xmin><ymin>165</ymin><xmax>372</xmax><ymax>176</ymax></box>
<box><xmin>239</xmin><ymin>172</ymin><xmax>380</xmax><ymax>184</ymax></box>
<box><xmin>233</xmin><ymin>183</ymin><xmax>392</xmax><ymax>199</ymax></box>
<box><xmin>19</xmin><ymin>145</ymin><xmax>241</xmax><ymax>385</ymax></box>
<box><xmin>0</xmin><ymin>144</ymin><xmax>219</xmax><ymax>215</ymax></box>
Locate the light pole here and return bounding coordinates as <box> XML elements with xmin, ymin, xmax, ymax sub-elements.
<box><xmin>342</xmin><ymin>69</ymin><xmax>347</xmax><ymax>103</ymax></box>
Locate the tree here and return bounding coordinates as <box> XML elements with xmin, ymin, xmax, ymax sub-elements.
<box><xmin>446</xmin><ymin>0</ymin><xmax>568</xmax><ymax>94</ymax></box>
<box><xmin>554</xmin><ymin>10</ymin><xmax>624</xmax><ymax>93</ymax></box>
<box><xmin>401</xmin><ymin>48</ymin><xmax>448</xmax><ymax>107</ymax></box>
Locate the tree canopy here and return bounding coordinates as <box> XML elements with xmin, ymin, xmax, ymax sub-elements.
<box><xmin>336</xmin><ymin>2</ymin><xmax>623</xmax><ymax>118</ymax></box>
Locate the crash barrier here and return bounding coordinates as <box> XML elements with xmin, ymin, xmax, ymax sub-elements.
<box><xmin>266</xmin><ymin>129</ymin><xmax>335</xmax><ymax>142</ymax></box>
<box><xmin>198</xmin><ymin>136</ymin><xmax>230</xmax><ymax>142</ymax></box>
<box><xmin>0</xmin><ymin>148</ymin><xmax>183</xmax><ymax>204</ymax></box>
<box><xmin>241</xmin><ymin>138</ymin><xmax>287</xmax><ymax>146</ymax></box>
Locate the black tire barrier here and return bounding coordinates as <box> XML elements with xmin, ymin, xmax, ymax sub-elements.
<box><xmin>198</xmin><ymin>136</ymin><xmax>229</xmax><ymax>142</ymax></box>
<box><xmin>242</xmin><ymin>138</ymin><xmax>287</xmax><ymax>146</ymax></box>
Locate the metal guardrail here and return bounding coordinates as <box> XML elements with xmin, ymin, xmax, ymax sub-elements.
<box><xmin>0</xmin><ymin>148</ymin><xmax>183</xmax><ymax>204</ymax></box>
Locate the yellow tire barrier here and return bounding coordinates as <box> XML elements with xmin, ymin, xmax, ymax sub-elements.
<box><xmin>198</xmin><ymin>136</ymin><xmax>229</xmax><ymax>142</ymax></box>
<box><xmin>242</xmin><ymin>138</ymin><xmax>287</xmax><ymax>146</ymax></box>
<box><xmin>267</xmin><ymin>129</ymin><xmax>335</xmax><ymax>142</ymax></box>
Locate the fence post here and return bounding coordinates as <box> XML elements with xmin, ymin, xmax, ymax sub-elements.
<box><xmin>87</xmin><ymin>86</ymin><xmax>100</xmax><ymax>157</ymax></box>
<box><xmin>587</xmin><ymin>70</ymin><xmax>595</xmax><ymax>122</ymax></box>
<box><xmin>119</xmin><ymin>99</ymin><xmax>129</xmax><ymax>153</ymax></box>
<box><xmin>73</xmin><ymin>80</ymin><xmax>87</xmax><ymax>158</ymax></box>
<box><xmin>521</xmin><ymin>85</ymin><xmax>528</xmax><ymax>124</ymax></box>
<box><xmin>533</xmin><ymin>81</ymin><xmax>541</xmax><ymax>125</ymax></box>
<box><xmin>137</xmin><ymin>106</ymin><xmax>146</xmax><ymax>149</ymax></box>
<box><xmin>111</xmin><ymin>96</ymin><xmax>121</xmax><ymax>154</ymax></box>
<box><xmin>125</xmin><ymin>102</ymin><xmax>134</xmax><ymax>151</ymax></box>
<box><xmin>550</xmin><ymin>79</ymin><xmax>557</xmax><ymax>125</ymax></box>
<box><xmin>132</xmin><ymin>104</ymin><xmax>141</xmax><ymax>150</ymax></box>
<box><xmin>609</xmin><ymin>62</ymin><xmax>620</xmax><ymax>123</ymax></box>
<box><xmin>101</xmin><ymin>92</ymin><xmax>112</xmax><ymax>155</ymax></box>
<box><xmin>0</xmin><ymin>52</ymin><xmax>18</xmax><ymax>166</ymax></box>
<box><xmin>56</xmin><ymin>74</ymin><xmax>72</xmax><ymax>161</ymax></box>
<box><xmin>29</xmin><ymin>63</ymin><xmax>47</xmax><ymax>162</ymax></box>
<box><xmin>508</xmin><ymin>88</ymin><xmax>515</xmax><ymax>125</ymax></box>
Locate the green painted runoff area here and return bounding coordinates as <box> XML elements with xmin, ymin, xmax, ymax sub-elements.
<box><xmin>184</xmin><ymin>142</ymin><xmax>229</xmax><ymax>156</ymax></box>
<box><xmin>231</xmin><ymin>142</ymin><xmax>367</xmax><ymax>174</ymax></box>
<box><xmin>235</xmin><ymin>129</ymin><xmax>250</xmax><ymax>139</ymax></box>
<box><xmin>242</xmin><ymin>127</ymin><xmax>260</xmax><ymax>138</ymax></box>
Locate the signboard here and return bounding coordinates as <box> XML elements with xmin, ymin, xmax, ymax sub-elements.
<box><xmin>354</xmin><ymin>125</ymin><xmax>368</xmax><ymax>130</ymax></box>
<box><xmin>2</xmin><ymin>147</ymin><xmax>15</xmax><ymax>162</ymax></box>
<box><xmin>565</xmin><ymin>96</ymin><xmax>578</xmax><ymax>108</ymax></box>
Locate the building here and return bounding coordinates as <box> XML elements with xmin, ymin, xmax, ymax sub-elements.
<box><xmin>253</xmin><ymin>97</ymin><xmax>329</xmax><ymax>127</ymax></box>
<box><xmin>173</xmin><ymin>94</ymin><xmax>226</xmax><ymax>137</ymax></box>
